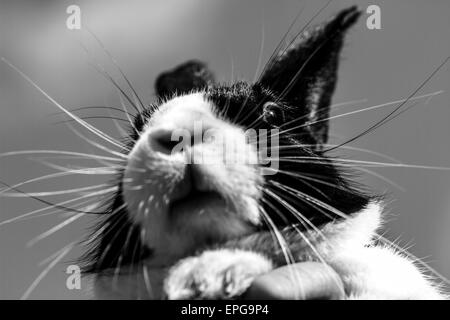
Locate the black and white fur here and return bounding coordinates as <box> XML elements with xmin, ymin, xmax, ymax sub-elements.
<box><xmin>79</xmin><ymin>7</ymin><xmax>446</xmax><ymax>299</ymax></box>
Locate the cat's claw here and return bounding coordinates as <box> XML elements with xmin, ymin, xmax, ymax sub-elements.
<box><xmin>164</xmin><ymin>249</ymin><xmax>273</xmax><ymax>300</ymax></box>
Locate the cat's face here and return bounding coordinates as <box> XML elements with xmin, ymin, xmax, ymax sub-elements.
<box><xmin>82</xmin><ymin>6</ymin><xmax>370</xmax><ymax>275</ymax></box>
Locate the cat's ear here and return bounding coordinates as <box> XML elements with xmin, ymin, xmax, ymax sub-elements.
<box><xmin>155</xmin><ymin>60</ymin><xmax>215</xmax><ymax>99</ymax></box>
<box><xmin>259</xmin><ymin>6</ymin><xmax>361</xmax><ymax>148</ymax></box>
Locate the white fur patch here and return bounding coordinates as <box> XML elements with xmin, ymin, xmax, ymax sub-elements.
<box><xmin>164</xmin><ymin>249</ymin><xmax>273</xmax><ymax>299</ymax></box>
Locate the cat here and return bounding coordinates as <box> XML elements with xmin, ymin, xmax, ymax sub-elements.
<box><xmin>75</xmin><ymin>6</ymin><xmax>445</xmax><ymax>299</ymax></box>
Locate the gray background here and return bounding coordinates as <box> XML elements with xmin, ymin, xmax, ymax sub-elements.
<box><xmin>0</xmin><ymin>0</ymin><xmax>449</xmax><ymax>299</ymax></box>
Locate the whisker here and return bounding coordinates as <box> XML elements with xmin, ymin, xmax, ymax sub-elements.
<box><xmin>258</xmin><ymin>204</ymin><xmax>303</xmax><ymax>299</ymax></box>
<box><xmin>0</xmin><ymin>180</ymin><xmax>112</xmax><ymax>215</ymax></box>
<box><xmin>63</xmin><ymin>123</ymin><xmax>129</xmax><ymax>159</ymax></box>
<box><xmin>51</xmin><ymin>105</ymin><xmax>134</xmax><ymax>117</ymax></box>
<box><xmin>325</xmin><ymin>55</ymin><xmax>450</xmax><ymax>152</ymax></box>
<box><xmin>0</xmin><ymin>150</ymin><xmax>123</xmax><ymax>162</ymax></box>
<box><xmin>78</xmin><ymin>43</ymin><xmax>141</xmax><ymax>116</ymax></box>
<box><xmin>1</xmin><ymin>184</ymin><xmax>115</xmax><ymax>198</ymax></box>
<box><xmin>1</xmin><ymin>58</ymin><xmax>129</xmax><ymax>152</ymax></box>
<box><xmin>55</xmin><ymin>115</ymin><xmax>129</xmax><ymax>124</ymax></box>
<box><xmin>20</xmin><ymin>241</ymin><xmax>75</xmax><ymax>300</ymax></box>
<box><xmin>262</xmin><ymin>189</ymin><xmax>342</xmax><ymax>295</ymax></box>
<box><xmin>279</xmin><ymin>157</ymin><xmax>450</xmax><ymax>171</ymax></box>
<box><xmin>268</xmin><ymin>91</ymin><xmax>443</xmax><ymax>140</ymax></box>
<box><xmin>85</xmin><ymin>27</ymin><xmax>146</xmax><ymax>112</ymax></box>
<box><xmin>0</xmin><ymin>194</ymin><xmax>105</xmax><ymax>227</ymax></box>
<box><xmin>26</xmin><ymin>211</ymin><xmax>88</xmax><ymax>247</ymax></box>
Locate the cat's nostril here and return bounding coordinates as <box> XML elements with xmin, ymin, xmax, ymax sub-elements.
<box><xmin>149</xmin><ymin>129</ymin><xmax>201</xmax><ymax>155</ymax></box>
<box><xmin>149</xmin><ymin>130</ymin><xmax>179</xmax><ymax>155</ymax></box>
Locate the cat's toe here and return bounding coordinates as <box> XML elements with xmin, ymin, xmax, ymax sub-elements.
<box><xmin>164</xmin><ymin>249</ymin><xmax>273</xmax><ymax>300</ymax></box>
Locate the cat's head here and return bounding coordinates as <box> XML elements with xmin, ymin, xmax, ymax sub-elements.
<box><xmin>82</xmin><ymin>6</ymin><xmax>373</xmax><ymax>275</ymax></box>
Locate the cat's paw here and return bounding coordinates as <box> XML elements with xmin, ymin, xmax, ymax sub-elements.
<box><xmin>164</xmin><ymin>249</ymin><xmax>273</xmax><ymax>300</ymax></box>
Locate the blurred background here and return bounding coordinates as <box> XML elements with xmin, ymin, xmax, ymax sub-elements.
<box><xmin>0</xmin><ymin>0</ymin><xmax>449</xmax><ymax>299</ymax></box>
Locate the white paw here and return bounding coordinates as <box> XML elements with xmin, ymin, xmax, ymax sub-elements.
<box><xmin>164</xmin><ymin>249</ymin><xmax>273</xmax><ymax>300</ymax></box>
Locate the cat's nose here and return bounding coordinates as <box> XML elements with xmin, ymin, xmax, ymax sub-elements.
<box><xmin>148</xmin><ymin>127</ymin><xmax>204</xmax><ymax>155</ymax></box>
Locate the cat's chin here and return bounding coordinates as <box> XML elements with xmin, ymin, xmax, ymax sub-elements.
<box><xmin>169</xmin><ymin>190</ymin><xmax>225</xmax><ymax>217</ymax></box>
<box><xmin>169</xmin><ymin>194</ymin><xmax>256</xmax><ymax>245</ymax></box>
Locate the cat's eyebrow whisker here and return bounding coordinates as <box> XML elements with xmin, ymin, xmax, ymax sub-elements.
<box><xmin>257</xmin><ymin>5</ymin><xmax>304</xmax><ymax>81</ymax></box>
<box><xmin>252</xmin><ymin>12</ymin><xmax>265</xmax><ymax>84</ymax></box>
<box><xmin>117</xmin><ymin>90</ymin><xmax>141</xmax><ymax>138</ymax></box>
<box><xmin>20</xmin><ymin>241</ymin><xmax>76</xmax><ymax>300</ymax></box>
<box><xmin>84</xmin><ymin>27</ymin><xmax>146</xmax><ymax>113</ymax></box>
<box><xmin>79</xmin><ymin>36</ymin><xmax>147</xmax><ymax>136</ymax></box>
<box><xmin>257</xmin><ymin>0</ymin><xmax>333</xmax><ymax>83</ymax></box>
<box><xmin>78</xmin><ymin>42</ymin><xmax>142</xmax><ymax>117</ymax></box>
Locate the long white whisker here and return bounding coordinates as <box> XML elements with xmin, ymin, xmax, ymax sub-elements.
<box><xmin>0</xmin><ymin>150</ymin><xmax>123</xmax><ymax>162</ymax></box>
<box><xmin>20</xmin><ymin>242</ymin><xmax>75</xmax><ymax>300</ymax></box>
<box><xmin>64</xmin><ymin>123</ymin><xmax>129</xmax><ymax>159</ymax></box>
<box><xmin>262</xmin><ymin>189</ymin><xmax>342</xmax><ymax>295</ymax></box>
<box><xmin>279</xmin><ymin>157</ymin><xmax>450</xmax><ymax>171</ymax></box>
<box><xmin>26</xmin><ymin>204</ymin><xmax>93</xmax><ymax>247</ymax></box>
<box><xmin>1</xmin><ymin>58</ymin><xmax>129</xmax><ymax>151</ymax></box>
<box><xmin>0</xmin><ymin>193</ymin><xmax>105</xmax><ymax>227</ymax></box>
<box><xmin>1</xmin><ymin>184</ymin><xmax>115</xmax><ymax>198</ymax></box>
<box><xmin>269</xmin><ymin>91</ymin><xmax>443</xmax><ymax>139</ymax></box>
